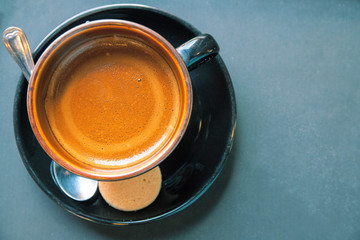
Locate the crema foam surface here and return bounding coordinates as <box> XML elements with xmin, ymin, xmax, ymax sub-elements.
<box><xmin>45</xmin><ymin>37</ymin><xmax>181</xmax><ymax>168</ymax></box>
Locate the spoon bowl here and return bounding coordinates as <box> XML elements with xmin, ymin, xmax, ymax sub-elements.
<box><xmin>50</xmin><ymin>161</ymin><xmax>98</xmax><ymax>201</ymax></box>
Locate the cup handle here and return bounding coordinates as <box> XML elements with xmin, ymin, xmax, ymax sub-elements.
<box><xmin>176</xmin><ymin>34</ymin><xmax>219</xmax><ymax>70</ymax></box>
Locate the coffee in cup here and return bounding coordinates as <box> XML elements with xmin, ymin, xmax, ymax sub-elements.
<box><xmin>45</xmin><ymin>28</ymin><xmax>181</xmax><ymax>170</ymax></box>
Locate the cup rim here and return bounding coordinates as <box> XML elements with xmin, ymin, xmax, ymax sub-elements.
<box><xmin>27</xmin><ymin>19</ymin><xmax>193</xmax><ymax>180</ymax></box>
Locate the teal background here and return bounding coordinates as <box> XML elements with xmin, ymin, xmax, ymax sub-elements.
<box><xmin>1</xmin><ymin>1</ymin><xmax>360</xmax><ymax>239</ymax></box>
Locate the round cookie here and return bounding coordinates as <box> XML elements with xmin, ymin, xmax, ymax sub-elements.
<box><xmin>99</xmin><ymin>167</ymin><xmax>161</xmax><ymax>211</ymax></box>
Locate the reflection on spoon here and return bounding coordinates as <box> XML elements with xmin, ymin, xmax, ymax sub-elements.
<box><xmin>50</xmin><ymin>161</ymin><xmax>98</xmax><ymax>201</ymax></box>
<box><xmin>2</xmin><ymin>26</ymin><xmax>98</xmax><ymax>201</ymax></box>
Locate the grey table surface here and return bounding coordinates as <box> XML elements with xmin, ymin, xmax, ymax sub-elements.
<box><xmin>1</xmin><ymin>0</ymin><xmax>360</xmax><ymax>239</ymax></box>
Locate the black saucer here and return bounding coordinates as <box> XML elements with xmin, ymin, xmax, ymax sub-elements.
<box><xmin>13</xmin><ymin>4</ymin><xmax>236</xmax><ymax>225</ymax></box>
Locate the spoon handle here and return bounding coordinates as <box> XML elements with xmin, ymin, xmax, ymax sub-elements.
<box><xmin>2</xmin><ymin>27</ymin><xmax>34</xmax><ymax>81</ymax></box>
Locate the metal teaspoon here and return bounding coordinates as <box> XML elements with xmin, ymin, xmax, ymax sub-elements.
<box><xmin>2</xmin><ymin>26</ymin><xmax>98</xmax><ymax>201</ymax></box>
